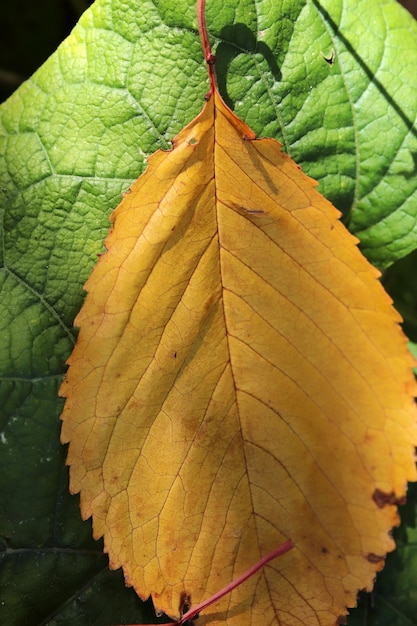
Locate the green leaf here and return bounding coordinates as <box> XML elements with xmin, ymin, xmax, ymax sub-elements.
<box><xmin>1</xmin><ymin>0</ymin><xmax>416</xmax><ymax>624</ymax></box>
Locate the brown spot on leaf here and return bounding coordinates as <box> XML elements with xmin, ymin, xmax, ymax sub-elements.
<box><xmin>367</xmin><ymin>553</ymin><xmax>385</xmax><ymax>564</ymax></box>
<box><xmin>372</xmin><ymin>489</ymin><xmax>405</xmax><ymax>508</ymax></box>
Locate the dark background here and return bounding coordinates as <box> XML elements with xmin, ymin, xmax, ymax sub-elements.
<box><xmin>0</xmin><ymin>0</ymin><xmax>93</xmax><ymax>102</ymax></box>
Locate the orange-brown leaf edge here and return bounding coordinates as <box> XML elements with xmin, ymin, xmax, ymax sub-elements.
<box><xmin>60</xmin><ymin>85</ymin><xmax>417</xmax><ymax>626</ymax></box>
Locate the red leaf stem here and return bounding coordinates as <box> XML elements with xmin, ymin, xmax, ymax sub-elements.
<box><xmin>197</xmin><ymin>0</ymin><xmax>216</xmax><ymax>97</ymax></box>
<box><xmin>178</xmin><ymin>540</ymin><xmax>295</xmax><ymax>624</ymax></box>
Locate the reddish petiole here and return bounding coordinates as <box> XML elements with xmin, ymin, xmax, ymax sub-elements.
<box><xmin>197</xmin><ymin>0</ymin><xmax>217</xmax><ymax>97</ymax></box>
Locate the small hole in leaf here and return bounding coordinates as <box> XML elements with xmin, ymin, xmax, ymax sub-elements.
<box><xmin>189</xmin><ymin>137</ymin><xmax>198</xmax><ymax>145</ymax></box>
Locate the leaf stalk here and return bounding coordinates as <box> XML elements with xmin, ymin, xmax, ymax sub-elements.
<box><xmin>197</xmin><ymin>0</ymin><xmax>217</xmax><ymax>97</ymax></box>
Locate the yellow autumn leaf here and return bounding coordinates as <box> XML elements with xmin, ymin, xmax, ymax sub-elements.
<box><xmin>60</xmin><ymin>4</ymin><xmax>417</xmax><ymax>624</ymax></box>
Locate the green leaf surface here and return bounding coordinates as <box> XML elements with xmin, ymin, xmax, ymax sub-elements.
<box><xmin>1</xmin><ymin>0</ymin><xmax>417</xmax><ymax>624</ymax></box>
